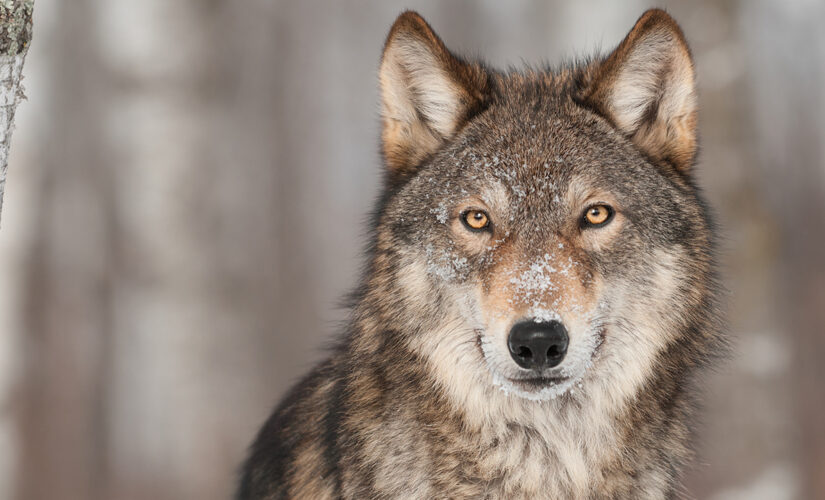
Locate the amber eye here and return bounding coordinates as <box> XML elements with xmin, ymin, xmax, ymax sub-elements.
<box><xmin>582</xmin><ymin>204</ymin><xmax>614</xmax><ymax>228</ymax></box>
<box><xmin>461</xmin><ymin>209</ymin><xmax>490</xmax><ymax>231</ymax></box>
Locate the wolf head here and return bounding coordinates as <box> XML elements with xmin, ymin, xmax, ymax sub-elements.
<box><xmin>363</xmin><ymin>10</ymin><xmax>716</xmax><ymax>413</ymax></box>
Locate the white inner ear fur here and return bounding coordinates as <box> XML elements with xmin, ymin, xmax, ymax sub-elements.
<box><xmin>608</xmin><ymin>29</ymin><xmax>696</xmax><ymax>133</ymax></box>
<box><xmin>380</xmin><ymin>35</ymin><xmax>465</xmax><ymax>139</ymax></box>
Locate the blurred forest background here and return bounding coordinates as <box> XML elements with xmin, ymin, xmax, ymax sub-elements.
<box><xmin>0</xmin><ymin>0</ymin><xmax>823</xmax><ymax>499</ymax></box>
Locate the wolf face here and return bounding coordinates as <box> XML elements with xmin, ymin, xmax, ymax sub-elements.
<box><xmin>378</xmin><ymin>11</ymin><xmax>710</xmax><ymax>408</ymax></box>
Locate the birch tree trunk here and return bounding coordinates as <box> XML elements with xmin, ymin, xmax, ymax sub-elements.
<box><xmin>0</xmin><ymin>0</ymin><xmax>33</xmax><ymax>226</ymax></box>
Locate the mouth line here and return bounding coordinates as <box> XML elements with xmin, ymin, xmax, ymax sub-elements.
<box><xmin>507</xmin><ymin>375</ymin><xmax>570</xmax><ymax>388</ymax></box>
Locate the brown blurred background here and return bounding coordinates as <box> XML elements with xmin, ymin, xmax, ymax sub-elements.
<box><xmin>0</xmin><ymin>1</ymin><xmax>823</xmax><ymax>499</ymax></box>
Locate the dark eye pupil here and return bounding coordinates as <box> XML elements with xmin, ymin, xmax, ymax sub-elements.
<box><xmin>473</xmin><ymin>212</ymin><xmax>484</xmax><ymax>220</ymax></box>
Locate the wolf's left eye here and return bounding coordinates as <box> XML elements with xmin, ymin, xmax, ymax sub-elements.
<box><xmin>582</xmin><ymin>204</ymin><xmax>614</xmax><ymax>228</ymax></box>
<box><xmin>461</xmin><ymin>209</ymin><xmax>490</xmax><ymax>231</ymax></box>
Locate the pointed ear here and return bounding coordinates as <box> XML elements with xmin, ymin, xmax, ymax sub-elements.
<box><xmin>379</xmin><ymin>11</ymin><xmax>490</xmax><ymax>179</ymax></box>
<box><xmin>582</xmin><ymin>9</ymin><xmax>698</xmax><ymax>172</ymax></box>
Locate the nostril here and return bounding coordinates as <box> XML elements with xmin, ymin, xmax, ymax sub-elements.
<box><xmin>547</xmin><ymin>345</ymin><xmax>561</xmax><ymax>358</ymax></box>
<box><xmin>517</xmin><ymin>346</ymin><xmax>533</xmax><ymax>359</ymax></box>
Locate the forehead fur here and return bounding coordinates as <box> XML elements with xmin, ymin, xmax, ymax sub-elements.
<box><xmin>417</xmin><ymin>67</ymin><xmax>643</xmax><ymax>200</ymax></box>
<box><xmin>446</xmin><ymin>67</ymin><xmax>632</xmax><ymax>170</ymax></box>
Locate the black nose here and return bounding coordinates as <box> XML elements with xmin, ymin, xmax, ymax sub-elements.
<box><xmin>507</xmin><ymin>320</ymin><xmax>569</xmax><ymax>370</ymax></box>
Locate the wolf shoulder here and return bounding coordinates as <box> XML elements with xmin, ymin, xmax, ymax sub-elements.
<box><xmin>236</xmin><ymin>361</ymin><xmax>342</xmax><ymax>500</ymax></box>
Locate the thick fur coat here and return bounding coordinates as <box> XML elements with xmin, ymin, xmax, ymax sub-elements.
<box><xmin>238</xmin><ymin>9</ymin><xmax>724</xmax><ymax>499</ymax></box>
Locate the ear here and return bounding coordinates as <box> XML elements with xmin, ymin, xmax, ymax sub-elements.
<box><xmin>582</xmin><ymin>9</ymin><xmax>698</xmax><ymax>172</ymax></box>
<box><xmin>379</xmin><ymin>11</ymin><xmax>490</xmax><ymax>179</ymax></box>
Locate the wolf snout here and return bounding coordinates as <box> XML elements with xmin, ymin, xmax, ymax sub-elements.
<box><xmin>507</xmin><ymin>320</ymin><xmax>569</xmax><ymax>370</ymax></box>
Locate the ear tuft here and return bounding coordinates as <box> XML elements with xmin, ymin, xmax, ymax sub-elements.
<box><xmin>583</xmin><ymin>9</ymin><xmax>698</xmax><ymax>172</ymax></box>
<box><xmin>379</xmin><ymin>11</ymin><xmax>489</xmax><ymax>180</ymax></box>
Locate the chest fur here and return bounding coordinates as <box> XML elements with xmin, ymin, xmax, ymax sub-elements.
<box><xmin>354</xmin><ymin>417</ymin><xmax>626</xmax><ymax>499</ymax></box>
<box><xmin>472</xmin><ymin>427</ymin><xmax>592</xmax><ymax>499</ymax></box>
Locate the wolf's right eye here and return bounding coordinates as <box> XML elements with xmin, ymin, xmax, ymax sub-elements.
<box><xmin>461</xmin><ymin>209</ymin><xmax>490</xmax><ymax>231</ymax></box>
<box><xmin>581</xmin><ymin>204</ymin><xmax>614</xmax><ymax>228</ymax></box>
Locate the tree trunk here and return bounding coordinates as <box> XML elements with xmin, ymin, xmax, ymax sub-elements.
<box><xmin>0</xmin><ymin>0</ymin><xmax>33</xmax><ymax>226</ymax></box>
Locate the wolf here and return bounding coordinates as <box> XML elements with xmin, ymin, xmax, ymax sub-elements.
<box><xmin>238</xmin><ymin>8</ymin><xmax>723</xmax><ymax>499</ymax></box>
